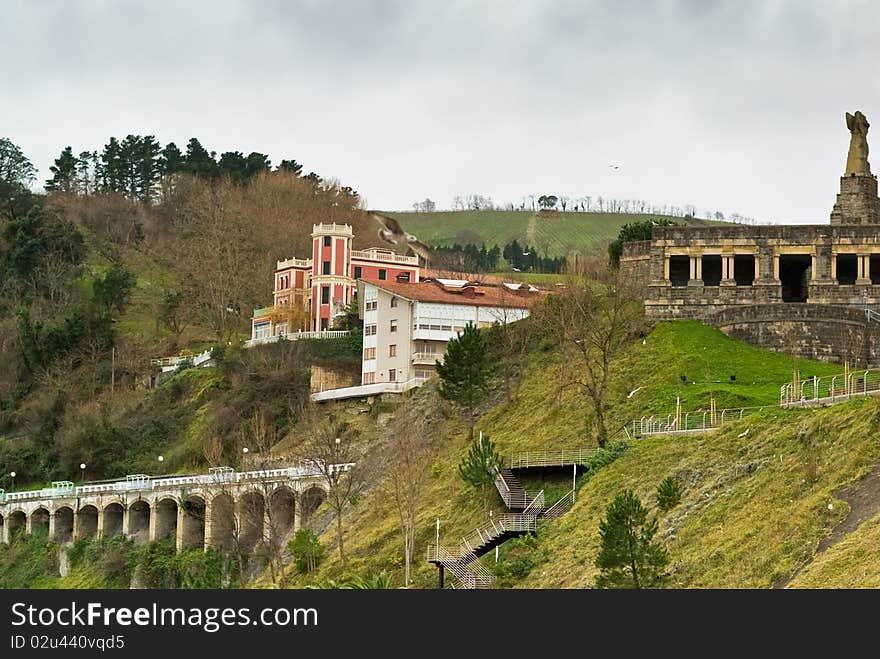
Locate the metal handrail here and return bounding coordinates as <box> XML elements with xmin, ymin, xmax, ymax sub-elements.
<box><xmin>507</xmin><ymin>448</ymin><xmax>599</xmax><ymax>469</ymax></box>
<box><xmin>542</xmin><ymin>489</ymin><xmax>576</xmax><ymax>518</ymax></box>
<box><xmin>0</xmin><ymin>463</ymin><xmax>332</xmax><ymax>507</ymax></box>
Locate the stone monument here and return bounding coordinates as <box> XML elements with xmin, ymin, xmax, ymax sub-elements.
<box><xmin>830</xmin><ymin>110</ymin><xmax>880</xmax><ymax>225</ymax></box>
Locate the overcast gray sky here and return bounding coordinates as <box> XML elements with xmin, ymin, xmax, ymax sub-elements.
<box><xmin>4</xmin><ymin>0</ymin><xmax>880</xmax><ymax>222</ymax></box>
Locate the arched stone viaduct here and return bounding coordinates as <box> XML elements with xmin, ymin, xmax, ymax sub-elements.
<box><xmin>0</xmin><ymin>464</ymin><xmax>346</xmax><ymax>552</ymax></box>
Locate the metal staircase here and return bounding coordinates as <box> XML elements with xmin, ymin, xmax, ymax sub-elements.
<box><xmin>427</xmin><ymin>447</ymin><xmax>599</xmax><ymax>589</ymax></box>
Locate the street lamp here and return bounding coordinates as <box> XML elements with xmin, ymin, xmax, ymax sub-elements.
<box><xmin>157</xmin><ymin>455</ymin><xmax>164</xmax><ymax>464</ymax></box>
<box><xmin>79</xmin><ymin>463</ymin><xmax>87</xmax><ymax>484</ymax></box>
<box><xmin>9</xmin><ymin>471</ymin><xmax>15</xmax><ymax>492</ymax></box>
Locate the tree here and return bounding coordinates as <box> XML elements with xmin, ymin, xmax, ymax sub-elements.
<box><xmin>384</xmin><ymin>396</ymin><xmax>434</xmax><ymax>585</ymax></box>
<box><xmin>288</xmin><ymin>529</ymin><xmax>324</xmax><ymax>574</ymax></box>
<box><xmin>595</xmin><ymin>489</ymin><xmax>668</xmax><ymax>589</ymax></box>
<box><xmin>331</xmin><ymin>298</ymin><xmax>361</xmax><ymax>332</ymax></box>
<box><xmin>537</xmin><ymin>194</ymin><xmax>558</xmax><ymax>210</ymax></box>
<box><xmin>92</xmin><ymin>262</ymin><xmax>135</xmax><ymax>316</ymax></box>
<box><xmin>278</xmin><ymin>159</ymin><xmax>303</xmax><ymax>176</ymax></box>
<box><xmin>296</xmin><ymin>407</ymin><xmax>359</xmax><ymax>566</ymax></box>
<box><xmin>158</xmin><ymin>290</ymin><xmax>189</xmax><ymax>346</ymax></box>
<box><xmin>546</xmin><ymin>261</ymin><xmax>644</xmax><ymax>446</ymax></box>
<box><xmin>436</xmin><ymin>322</ymin><xmax>493</xmax><ymax>439</ymax></box>
<box><xmin>160</xmin><ymin>142</ymin><xmax>185</xmax><ymax>176</ymax></box>
<box><xmin>0</xmin><ymin>137</ymin><xmax>37</xmax><ymax>186</ymax></box>
<box><xmin>608</xmin><ymin>219</ymin><xmax>679</xmax><ymax>267</ymax></box>
<box><xmin>45</xmin><ymin>146</ymin><xmax>78</xmax><ymax>193</ymax></box>
<box><xmin>458</xmin><ymin>433</ymin><xmax>504</xmax><ymax>511</ymax></box>
<box><xmin>656</xmin><ymin>476</ymin><xmax>683</xmax><ymax>512</ymax></box>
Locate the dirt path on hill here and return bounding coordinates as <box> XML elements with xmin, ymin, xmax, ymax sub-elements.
<box><xmin>774</xmin><ymin>461</ymin><xmax>880</xmax><ymax>588</ymax></box>
<box><xmin>525</xmin><ymin>213</ymin><xmax>537</xmax><ymax>246</ymax></box>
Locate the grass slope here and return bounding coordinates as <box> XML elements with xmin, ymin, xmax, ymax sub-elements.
<box><xmin>386</xmin><ymin>210</ymin><xmax>709</xmax><ymax>258</ymax></box>
<box><xmin>294</xmin><ymin>320</ymin><xmax>877</xmax><ymax>589</ymax></box>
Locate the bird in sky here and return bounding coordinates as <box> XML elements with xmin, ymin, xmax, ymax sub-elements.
<box><xmin>609</xmin><ymin>164</ymin><xmax>621</xmax><ymax>171</ymax></box>
<box><xmin>369</xmin><ymin>211</ymin><xmax>433</xmax><ymax>263</ymax></box>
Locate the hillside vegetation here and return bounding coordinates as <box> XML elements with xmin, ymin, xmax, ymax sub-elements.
<box><xmin>387</xmin><ymin>210</ymin><xmax>713</xmax><ymax>258</ymax></box>
<box><xmin>284</xmin><ymin>320</ymin><xmax>879</xmax><ymax>589</ymax></box>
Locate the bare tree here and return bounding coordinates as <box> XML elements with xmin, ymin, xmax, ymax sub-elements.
<box><xmin>295</xmin><ymin>405</ymin><xmax>359</xmax><ymax>565</ymax></box>
<box><xmin>383</xmin><ymin>395</ymin><xmax>434</xmax><ymax>585</ymax></box>
<box><xmin>544</xmin><ymin>258</ymin><xmax>644</xmax><ymax>446</ymax></box>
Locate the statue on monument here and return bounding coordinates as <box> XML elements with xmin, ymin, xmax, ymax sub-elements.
<box><xmin>844</xmin><ymin>110</ymin><xmax>871</xmax><ymax>175</ymax></box>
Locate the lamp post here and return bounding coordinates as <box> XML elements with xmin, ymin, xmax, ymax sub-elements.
<box><xmin>79</xmin><ymin>463</ymin><xmax>87</xmax><ymax>484</ymax></box>
<box><xmin>9</xmin><ymin>471</ymin><xmax>15</xmax><ymax>492</ymax></box>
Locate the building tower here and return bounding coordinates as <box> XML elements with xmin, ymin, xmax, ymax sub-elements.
<box><xmin>310</xmin><ymin>223</ymin><xmax>354</xmax><ymax>331</ymax></box>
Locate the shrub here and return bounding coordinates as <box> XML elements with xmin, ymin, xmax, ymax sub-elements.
<box><xmin>656</xmin><ymin>476</ymin><xmax>683</xmax><ymax>511</ymax></box>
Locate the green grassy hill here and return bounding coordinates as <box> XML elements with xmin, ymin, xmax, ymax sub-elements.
<box><xmin>385</xmin><ymin>210</ymin><xmax>713</xmax><ymax>258</ymax></box>
<box><xmin>285</xmin><ymin>320</ymin><xmax>879</xmax><ymax>589</ymax></box>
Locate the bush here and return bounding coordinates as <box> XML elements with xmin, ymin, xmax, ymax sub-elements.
<box><xmin>656</xmin><ymin>476</ymin><xmax>683</xmax><ymax>511</ymax></box>
<box><xmin>288</xmin><ymin>529</ymin><xmax>324</xmax><ymax>574</ymax></box>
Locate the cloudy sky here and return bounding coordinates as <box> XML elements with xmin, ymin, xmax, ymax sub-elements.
<box><xmin>4</xmin><ymin>0</ymin><xmax>880</xmax><ymax>222</ymax></box>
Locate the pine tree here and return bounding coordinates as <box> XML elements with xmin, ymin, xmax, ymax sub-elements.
<box><xmin>458</xmin><ymin>433</ymin><xmax>504</xmax><ymax>511</ymax></box>
<box><xmin>160</xmin><ymin>142</ymin><xmax>185</xmax><ymax>176</ymax></box>
<box><xmin>45</xmin><ymin>146</ymin><xmax>78</xmax><ymax>193</ymax></box>
<box><xmin>436</xmin><ymin>322</ymin><xmax>493</xmax><ymax>439</ymax></box>
<box><xmin>595</xmin><ymin>489</ymin><xmax>669</xmax><ymax>589</ymax></box>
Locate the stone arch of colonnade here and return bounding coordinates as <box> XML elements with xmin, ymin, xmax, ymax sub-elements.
<box><xmin>1</xmin><ymin>479</ymin><xmax>331</xmax><ymax>549</ymax></box>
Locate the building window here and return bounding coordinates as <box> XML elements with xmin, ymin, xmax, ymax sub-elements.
<box><xmin>354</xmin><ymin>266</ymin><xmax>362</xmax><ymax>279</ymax></box>
<box><xmin>323</xmin><ymin>261</ymin><xmax>331</xmax><ymax>275</ymax></box>
<box><xmin>390</xmin><ymin>296</ymin><xmax>398</xmax><ymax>308</ymax></box>
<box><xmin>323</xmin><ymin>236</ymin><xmax>331</xmax><ymax>247</ymax></box>
<box><xmin>365</xmin><ymin>324</ymin><xmax>376</xmax><ymax>336</ymax></box>
<box><xmin>389</xmin><ymin>368</ymin><xmax>396</xmax><ymax>382</ymax></box>
<box><xmin>389</xmin><ymin>344</ymin><xmax>397</xmax><ymax>357</ymax></box>
<box><xmin>379</xmin><ymin>269</ymin><xmax>387</xmax><ymax>280</ymax></box>
<box><xmin>363</xmin><ymin>371</ymin><xmax>375</xmax><ymax>385</ymax></box>
<box><xmin>364</xmin><ymin>347</ymin><xmax>376</xmax><ymax>360</ymax></box>
<box><xmin>278</xmin><ymin>274</ymin><xmax>289</xmax><ymax>290</ymax></box>
<box><xmin>321</xmin><ymin>286</ymin><xmax>330</xmax><ymax>305</ymax></box>
<box><xmin>320</xmin><ymin>318</ymin><xmax>328</xmax><ymax>330</ymax></box>
<box><xmin>390</xmin><ymin>319</ymin><xmax>398</xmax><ymax>333</ymax></box>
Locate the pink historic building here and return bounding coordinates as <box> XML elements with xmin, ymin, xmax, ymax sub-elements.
<box><xmin>251</xmin><ymin>223</ymin><xmax>420</xmax><ymax>340</ymax></box>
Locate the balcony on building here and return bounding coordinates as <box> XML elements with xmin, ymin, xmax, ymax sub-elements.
<box><xmin>351</xmin><ymin>248</ymin><xmax>419</xmax><ymax>266</ymax></box>
<box><xmin>311</xmin><ymin>223</ymin><xmax>354</xmax><ymax>237</ymax></box>
<box><xmin>412</xmin><ymin>351</ymin><xmax>443</xmax><ymax>365</ymax></box>
<box><xmin>276</xmin><ymin>257</ymin><xmax>312</xmax><ymax>270</ymax></box>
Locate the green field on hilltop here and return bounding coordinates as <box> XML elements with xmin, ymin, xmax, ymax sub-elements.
<box><xmin>385</xmin><ymin>210</ymin><xmax>705</xmax><ymax>258</ymax></box>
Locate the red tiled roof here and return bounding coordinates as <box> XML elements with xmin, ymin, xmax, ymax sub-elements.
<box><xmin>359</xmin><ymin>277</ymin><xmax>541</xmax><ymax>308</ymax></box>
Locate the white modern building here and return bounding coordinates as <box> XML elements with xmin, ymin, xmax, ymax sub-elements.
<box><xmin>357</xmin><ymin>276</ymin><xmax>539</xmax><ymax>387</ymax></box>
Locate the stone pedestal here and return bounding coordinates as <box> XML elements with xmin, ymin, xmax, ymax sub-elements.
<box><xmin>830</xmin><ymin>173</ymin><xmax>880</xmax><ymax>225</ymax></box>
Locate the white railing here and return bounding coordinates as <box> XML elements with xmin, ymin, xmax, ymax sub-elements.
<box><xmin>411</xmin><ymin>352</ymin><xmax>442</xmax><ymax>364</ymax></box>
<box><xmin>866</xmin><ymin>308</ymin><xmax>880</xmax><ymax>323</ymax></box>
<box><xmin>459</xmin><ymin>513</ymin><xmax>538</xmax><ymax>554</ymax></box>
<box><xmin>351</xmin><ymin>249</ymin><xmax>419</xmax><ymax>265</ymax></box>
<box><xmin>780</xmin><ymin>368</ymin><xmax>880</xmax><ymax>407</ymax></box>
<box><xmin>312</xmin><ymin>223</ymin><xmax>353</xmax><ymax>237</ymax></box>
<box><xmin>244</xmin><ymin>330</ymin><xmax>349</xmax><ymax>348</ymax></box>
<box><xmin>631</xmin><ymin>406</ymin><xmax>766</xmax><ymax>438</ymax></box>
<box><xmin>276</xmin><ymin>257</ymin><xmax>311</xmax><ymax>270</ymax></box>
<box><xmin>310</xmin><ymin>375</ymin><xmax>430</xmax><ymax>402</ymax></box>
<box><xmin>0</xmin><ymin>463</ymin><xmax>337</xmax><ymax>507</ymax></box>
<box><xmin>507</xmin><ymin>448</ymin><xmax>599</xmax><ymax>469</ymax></box>
<box><xmin>542</xmin><ymin>489</ymin><xmax>576</xmax><ymax>518</ymax></box>
<box><xmin>150</xmin><ymin>349</ymin><xmax>213</xmax><ymax>371</ymax></box>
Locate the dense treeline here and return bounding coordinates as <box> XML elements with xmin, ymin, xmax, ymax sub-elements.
<box><xmin>44</xmin><ymin>135</ymin><xmax>355</xmax><ymax>204</ymax></box>
<box><xmin>429</xmin><ymin>240</ymin><xmax>566</xmax><ymax>274</ymax></box>
<box><xmin>0</xmin><ymin>135</ymin><xmax>366</xmax><ymax>488</ymax></box>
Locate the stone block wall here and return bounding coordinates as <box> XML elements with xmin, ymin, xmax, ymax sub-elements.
<box><xmin>310</xmin><ymin>364</ymin><xmax>360</xmax><ymax>393</ymax></box>
<box><xmin>619</xmin><ymin>240</ymin><xmax>652</xmax><ymax>295</ymax></box>
<box><xmin>712</xmin><ymin>303</ymin><xmax>880</xmax><ymax>367</ymax></box>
